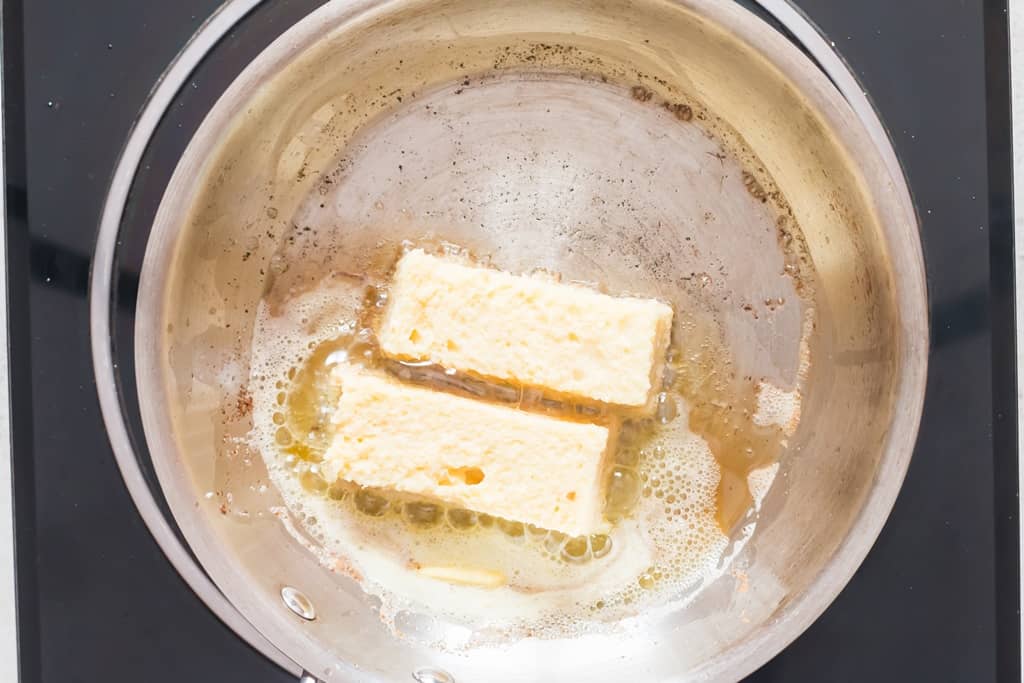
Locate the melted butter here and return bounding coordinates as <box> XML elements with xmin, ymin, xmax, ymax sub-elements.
<box><xmin>280</xmin><ymin>333</ymin><xmax>352</xmax><ymax>462</ymax></box>
<box><xmin>272</xmin><ymin>243</ymin><xmax>789</xmax><ymax>571</ymax></box>
<box><xmin>670</xmin><ymin>318</ymin><xmax>786</xmax><ymax>533</ymax></box>
<box><xmin>246</xmin><ymin>239</ymin><xmax>802</xmax><ymax>640</ymax></box>
<box><xmin>278</xmin><ymin>324</ymin><xmax>630</xmax><ymax>567</ymax></box>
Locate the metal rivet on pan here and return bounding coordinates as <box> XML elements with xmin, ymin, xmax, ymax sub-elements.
<box><xmin>412</xmin><ymin>668</ymin><xmax>455</xmax><ymax>683</ymax></box>
<box><xmin>281</xmin><ymin>586</ymin><xmax>316</xmax><ymax>620</ymax></box>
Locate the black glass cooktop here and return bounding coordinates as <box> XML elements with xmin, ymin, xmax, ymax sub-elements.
<box><xmin>3</xmin><ymin>0</ymin><xmax>1018</xmax><ymax>681</ymax></box>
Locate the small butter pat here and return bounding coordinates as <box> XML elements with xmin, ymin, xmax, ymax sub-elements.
<box><xmin>417</xmin><ymin>565</ymin><xmax>507</xmax><ymax>588</ymax></box>
<box><xmin>379</xmin><ymin>249</ymin><xmax>674</xmax><ymax>409</ymax></box>
<box><xmin>323</xmin><ymin>364</ymin><xmax>613</xmax><ymax>536</ymax></box>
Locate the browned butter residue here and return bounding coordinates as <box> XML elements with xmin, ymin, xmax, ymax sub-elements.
<box><xmin>278</xmin><ymin>243</ymin><xmax>788</xmax><ymax>556</ymax></box>
<box><xmin>670</xmin><ymin>317</ymin><xmax>785</xmax><ymax>533</ymax></box>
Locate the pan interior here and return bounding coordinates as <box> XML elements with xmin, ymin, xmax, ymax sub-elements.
<box><xmin>135</xmin><ymin>0</ymin><xmax>910</xmax><ymax>680</ymax></box>
<box><xmin>243</xmin><ymin>66</ymin><xmax>808</xmax><ymax>638</ymax></box>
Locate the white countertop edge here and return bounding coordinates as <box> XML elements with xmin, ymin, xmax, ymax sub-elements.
<box><xmin>1011</xmin><ymin>1</ymin><xmax>1024</xmax><ymax>676</ymax></box>
<box><xmin>0</xmin><ymin>7</ymin><xmax>17</xmax><ymax>679</ymax></box>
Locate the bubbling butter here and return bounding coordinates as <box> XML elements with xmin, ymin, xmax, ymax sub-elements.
<box><xmin>245</xmin><ymin>244</ymin><xmax>804</xmax><ymax>643</ymax></box>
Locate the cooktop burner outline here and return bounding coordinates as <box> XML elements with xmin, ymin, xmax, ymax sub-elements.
<box><xmin>5</xmin><ymin>0</ymin><xmax>1016</xmax><ymax>681</ymax></box>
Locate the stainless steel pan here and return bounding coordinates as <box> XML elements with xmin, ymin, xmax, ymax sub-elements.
<box><xmin>92</xmin><ymin>0</ymin><xmax>927</xmax><ymax>680</ymax></box>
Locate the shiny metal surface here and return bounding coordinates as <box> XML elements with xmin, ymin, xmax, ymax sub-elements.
<box><xmin>94</xmin><ymin>0</ymin><xmax>927</xmax><ymax>681</ymax></box>
<box><xmin>412</xmin><ymin>669</ymin><xmax>456</xmax><ymax>683</ymax></box>
<box><xmin>281</xmin><ymin>586</ymin><xmax>318</xmax><ymax>621</ymax></box>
